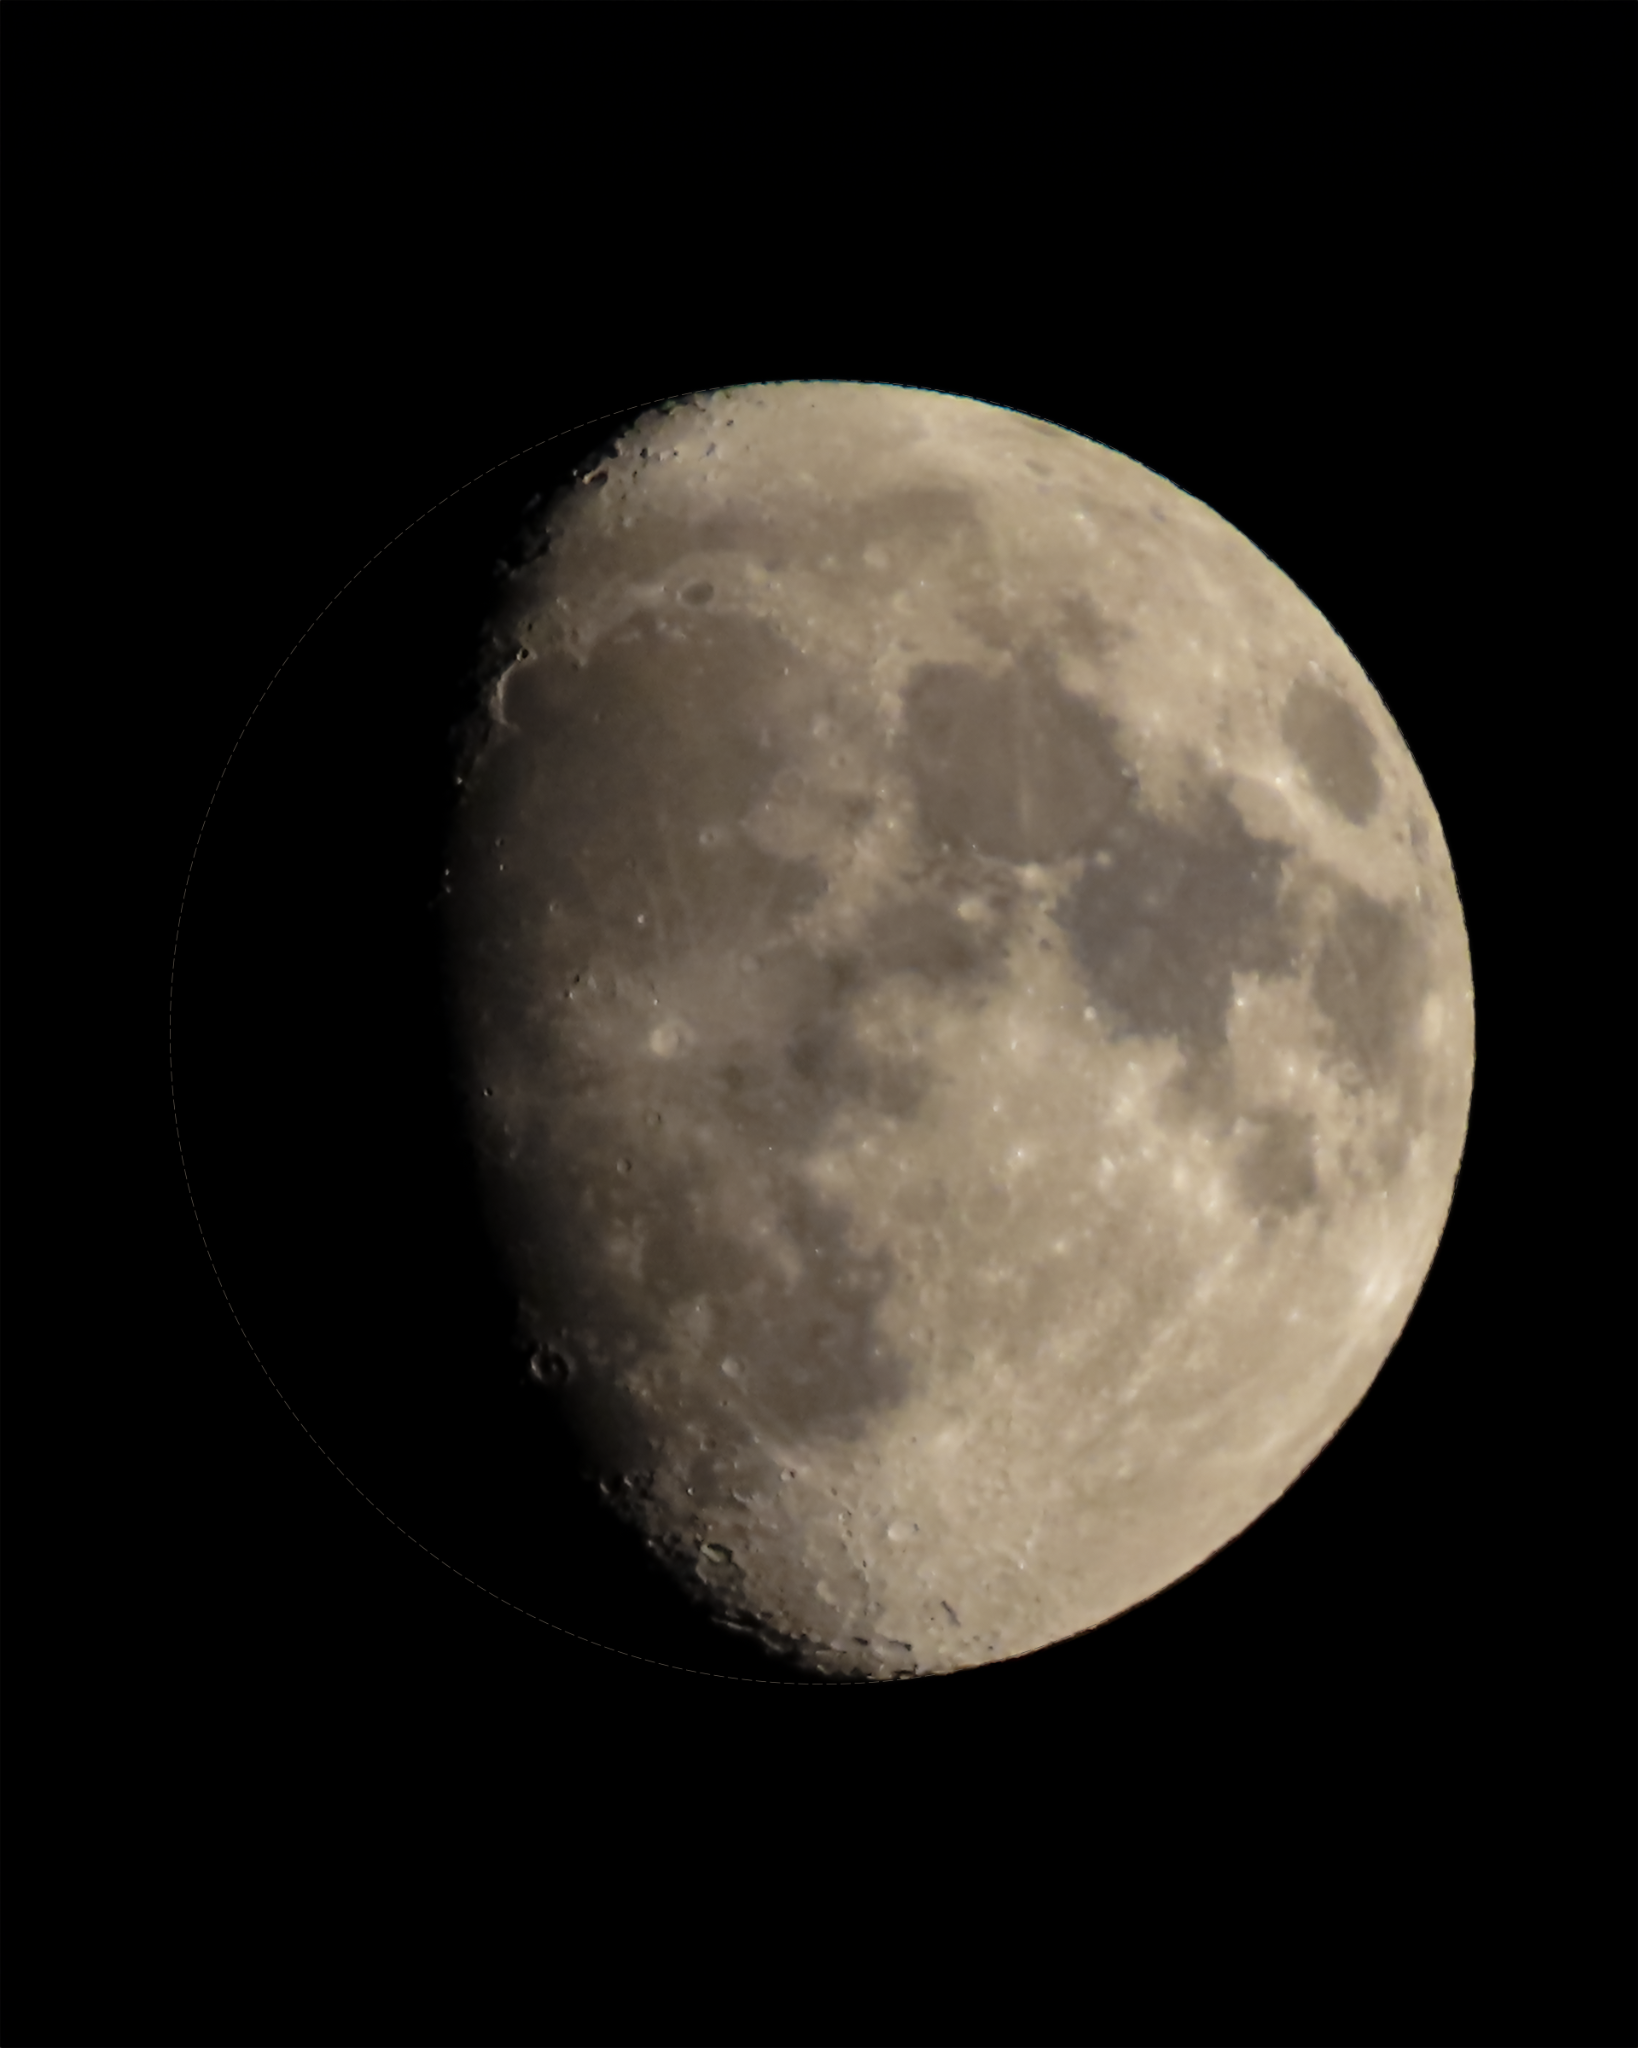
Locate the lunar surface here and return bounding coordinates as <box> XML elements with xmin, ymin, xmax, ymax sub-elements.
<box><xmin>440</xmin><ymin>381</ymin><xmax>1473</xmax><ymax>1679</ymax></box>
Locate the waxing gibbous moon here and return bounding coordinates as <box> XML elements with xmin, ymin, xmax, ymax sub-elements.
<box><xmin>440</xmin><ymin>381</ymin><xmax>1474</xmax><ymax>1680</ymax></box>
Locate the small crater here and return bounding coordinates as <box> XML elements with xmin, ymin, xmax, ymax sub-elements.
<box><xmin>527</xmin><ymin>1346</ymin><xmax>575</xmax><ymax>1389</ymax></box>
<box><xmin>682</xmin><ymin>581</ymin><xmax>715</xmax><ymax>605</ymax></box>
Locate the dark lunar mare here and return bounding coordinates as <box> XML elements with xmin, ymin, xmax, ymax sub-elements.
<box><xmin>444</xmin><ymin>591</ymin><xmax>1014</xmax><ymax>1467</ymax></box>
<box><xmin>896</xmin><ymin>631</ymin><xmax>1430</xmax><ymax>1213</ymax></box>
<box><xmin>897</xmin><ymin>637</ymin><xmax>1302</xmax><ymax>1063</ymax></box>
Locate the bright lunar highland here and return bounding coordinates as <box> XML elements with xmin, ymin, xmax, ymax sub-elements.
<box><xmin>442</xmin><ymin>382</ymin><xmax>1474</xmax><ymax>1679</ymax></box>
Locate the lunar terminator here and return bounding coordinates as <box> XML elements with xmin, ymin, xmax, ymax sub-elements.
<box><xmin>441</xmin><ymin>381</ymin><xmax>1474</xmax><ymax>1679</ymax></box>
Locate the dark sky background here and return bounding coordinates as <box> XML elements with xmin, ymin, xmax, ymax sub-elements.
<box><xmin>6</xmin><ymin>9</ymin><xmax>1632</xmax><ymax>2048</ymax></box>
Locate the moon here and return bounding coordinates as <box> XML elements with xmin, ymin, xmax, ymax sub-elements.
<box><xmin>439</xmin><ymin>380</ymin><xmax>1474</xmax><ymax>1680</ymax></box>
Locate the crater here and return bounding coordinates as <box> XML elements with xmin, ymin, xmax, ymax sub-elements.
<box><xmin>1280</xmin><ymin>672</ymin><xmax>1383</xmax><ymax>825</ymax></box>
